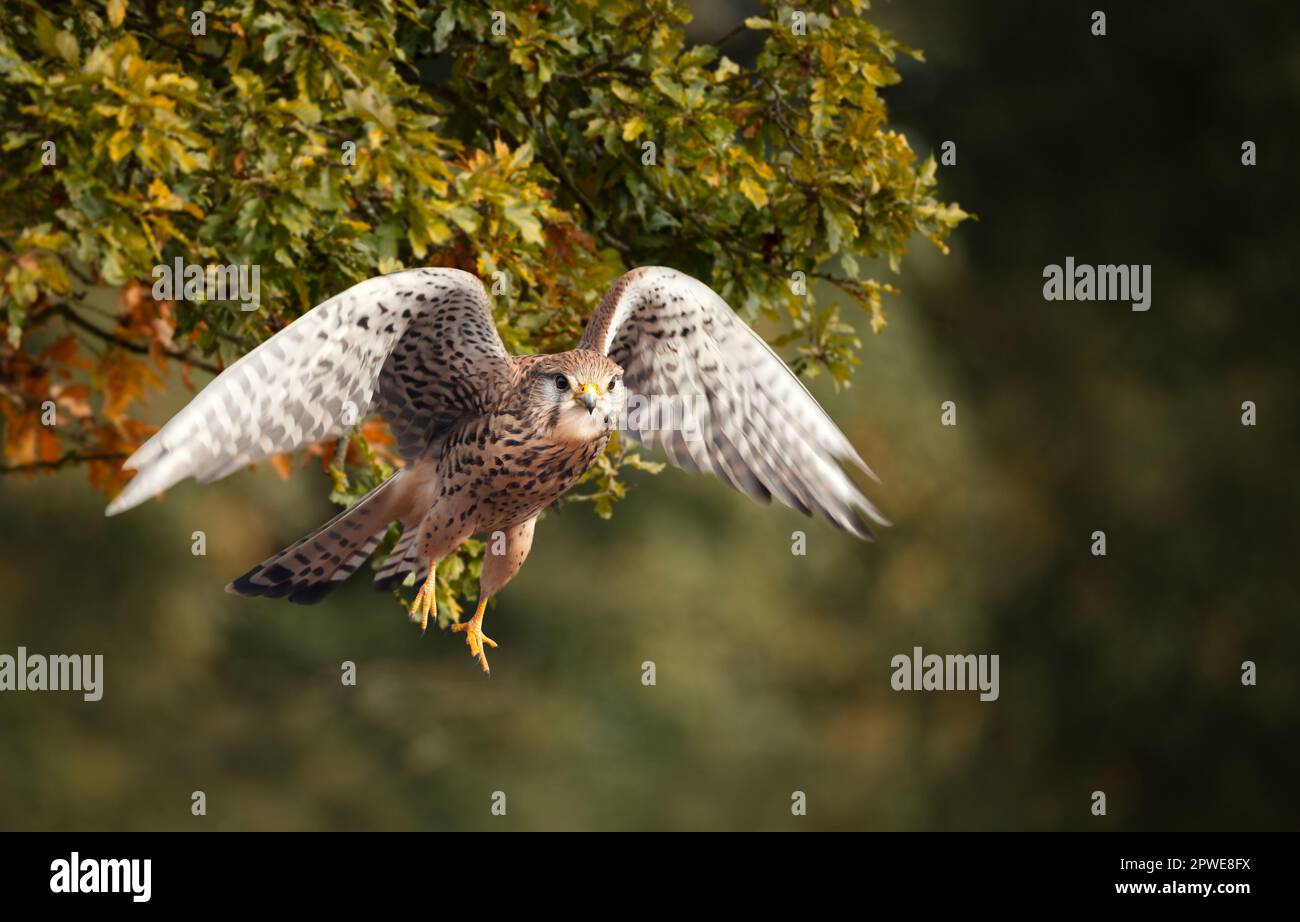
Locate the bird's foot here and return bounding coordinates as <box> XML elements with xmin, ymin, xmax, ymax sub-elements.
<box><xmin>451</xmin><ymin>599</ymin><xmax>495</xmax><ymax>675</ymax></box>
<box><xmin>409</xmin><ymin>563</ymin><xmax>437</xmax><ymax>633</ymax></box>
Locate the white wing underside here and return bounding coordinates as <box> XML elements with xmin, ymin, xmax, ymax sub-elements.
<box><xmin>106</xmin><ymin>268</ymin><xmax>507</xmax><ymax>516</ymax></box>
<box><xmin>581</xmin><ymin>266</ymin><xmax>887</xmax><ymax>539</ymax></box>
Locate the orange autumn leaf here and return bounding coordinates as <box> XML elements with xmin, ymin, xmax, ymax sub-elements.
<box><xmin>147</xmin><ymin>339</ymin><xmax>170</xmax><ymax>372</ymax></box>
<box><xmin>360</xmin><ymin>418</ymin><xmax>395</xmax><ymax>450</ymax></box>
<box><xmin>1</xmin><ymin>405</ymin><xmax>38</xmax><ymax>466</ymax></box>
<box><xmin>117</xmin><ymin>280</ymin><xmax>149</xmax><ymax>319</ymax></box>
<box><xmin>89</xmin><ymin>455</ymin><xmax>132</xmax><ymax>499</ymax></box>
<box><xmin>0</xmin><ymin>411</ymin><xmax>74</xmax><ymax>469</ymax></box>
<box><xmin>268</xmin><ymin>452</ymin><xmax>294</xmax><ymax>481</ymax></box>
<box><xmin>37</xmin><ymin>426</ymin><xmax>61</xmax><ymax>464</ymax></box>
<box><xmin>96</xmin><ymin>348</ymin><xmax>163</xmax><ymax>421</ymax></box>
<box><xmin>42</xmin><ymin>334</ymin><xmax>80</xmax><ymax>364</ymax></box>
<box><xmin>39</xmin><ymin>334</ymin><xmax>92</xmax><ymax>376</ymax></box>
<box><xmin>88</xmin><ymin>419</ymin><xmax>155</xmax><ymax>500</ymax></box>
<box><xmin>115</xmin><ymin>417</ymin><xmax>158</xmax><ymax>448</ymax></box>
<box><xmin>341</xmin><ymin>418</ymin><xmax>401</xmax><ymax>469</ymax></box>
<box><xmin>51</xmin><ymin>383</ymin><xmax>91</xmax><ymax>419</ymax></box>
<box><xmin>303</xmin><ymin>438</ymin><xmax>339</xmax><ymax>473</ymax></box>
<box><xmin>116</xmin><ymin>286</ymin><xmax>178</xmax><ymax>374</ymax></box>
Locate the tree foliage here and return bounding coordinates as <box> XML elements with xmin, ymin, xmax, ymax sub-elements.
<box><xmin>0</xmin><ymin>0</ymin><xmax>966</xmax><ymax>617</ymax></box>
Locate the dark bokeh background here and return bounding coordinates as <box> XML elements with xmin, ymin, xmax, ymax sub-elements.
<box><xmin>2</xmin><ymin>1</ymin><xmax>1297</xmax><ymax>830</ymax></box>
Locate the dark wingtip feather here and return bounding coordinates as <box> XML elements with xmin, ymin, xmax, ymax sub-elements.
<box><xmin>287</xmin><ymin>580</ymin><xmax>337</xmax><ymax>605</ymax></box>
<box><xmin>226</xmin><ymin>563</ymin><xmax>338</xmax><ymax>604</ymax></box>
<box><xmin>226</xmin><ymin>565</ymin><xmax>266</xmax><ymax>597</ymax></box>
<box><xmin>372</xmin><ymin>571</ymin><xmax>411</xmax><ymax>592</ymax></box>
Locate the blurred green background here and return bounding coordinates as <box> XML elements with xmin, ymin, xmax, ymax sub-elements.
<box><xmin>2</xmin><ymin>1</ymin><xmax>1297</xmax><ymax>830</ymax></box>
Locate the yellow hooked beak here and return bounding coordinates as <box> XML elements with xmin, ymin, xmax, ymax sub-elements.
<box><xmin>576</xmin><ymin>383</ymin><xmax>600</xmax><ymax>413</ymax></box>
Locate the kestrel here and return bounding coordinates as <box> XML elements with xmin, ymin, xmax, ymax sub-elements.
<box><xmin>106</xmin><ymin>267</ymin><xmax>887</xmax><ymax>673</ymax></box>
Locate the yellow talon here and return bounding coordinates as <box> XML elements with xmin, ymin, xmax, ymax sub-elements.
<box><xmin>409</xmin><ymin>560</ymin><xmax>437</xmax><ymax>632</ymax></box>
<box><xmin>451</xmin><ymin>596</ymin><xmax>496</xmax><ymax>674</ymax></box>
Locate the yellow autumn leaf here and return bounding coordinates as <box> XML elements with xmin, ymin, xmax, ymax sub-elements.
<box><xmin>621</xmin><ymin>116</ymin><xmax>648</xmax><ymax>142</ymax></box>
<box><xmin>738</xmin><ymin>176</ymin><xmax>769</xmax><ymax>208</ymax></box>
<box><xmin>107</xmin><ymin>128</ymin><xmax>133</xmax><ymax>162</ymax></box>
<box><xmin>107</xmin><ymin>0</ymin><xmax>128</xmax><ymax>28</ymax></box>
<box><xmin>147</xmin><ymin>176</ymin><xmax>181</xmax><ymax>210</ymax></box>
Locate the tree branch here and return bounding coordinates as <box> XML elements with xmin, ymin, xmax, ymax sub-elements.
<box><xmin>55</xmin><ymin>305</ymin><xmax>222</xmax><ymax>375</ymax></box>
<box><xmin>708</xmin><ymin>22</ymin><xmax>750</xmax><ymax>49</ymax></box>
<box><xmin>0</xmin><ymin>450</ymin><xmax>127</xmax><ymax>475</ymax></box>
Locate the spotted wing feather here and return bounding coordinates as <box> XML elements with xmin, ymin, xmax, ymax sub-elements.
<box><xmin>106</xmin><ymin>268</ymin><xmax>509</xmax><ymax>515</ymax></box>
<box><xmin>580</xmin><ymin>266</ymin><xmax>887</xmax><ymax>539</ymax></box>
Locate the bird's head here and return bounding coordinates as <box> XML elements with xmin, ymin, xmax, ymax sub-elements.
<box><xmin>529</xmin><ymin>350</ymin><xmax>625</xmax><ymax>444</ymax></box>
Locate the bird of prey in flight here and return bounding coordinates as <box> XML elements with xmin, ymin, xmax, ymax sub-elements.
<box><xmin>106</xmin><ymin>266</ymin><xmax>886</xmax><ymax>673</ymax></box>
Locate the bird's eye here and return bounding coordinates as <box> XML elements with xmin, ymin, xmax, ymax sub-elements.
<box><xmin>609</xmin><ymin>377</ymin><xmax>619</xmax><ymax>390</ymax></box>
<box><xmin>553</xmin><ymin>374</ymin><xmax>569</xmax><ymax>391</ymax></box>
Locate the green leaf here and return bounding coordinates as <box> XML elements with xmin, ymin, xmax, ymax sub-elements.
<box><xmin>53</xmin><ymin>31</ymin><xmax>79</xmax><ymax>65</ymax></box>
<box><xmin>504</xmin><ymin>204</ymin><xmax>544</xmax><ymax>246</ymax></box>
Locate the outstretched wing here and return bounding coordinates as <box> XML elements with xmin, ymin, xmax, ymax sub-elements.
<box><xmin>580</xmin><ymin>266</ymin><xmax>887</xmax><ymax>539</ymax></box>
<box><xmin>106</xmin><ymin>268</ymin><xmax>510</xmax><ymax>516</ymax></box>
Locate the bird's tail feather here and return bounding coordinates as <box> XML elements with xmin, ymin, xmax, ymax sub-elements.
<box><xmin>227</xmin><ymin>472</ymin><xmax>403</xmax><ymax>605</ymax></box>
<box><xmin>372</xmin><ymin>522</ymin><xmax>422</xmax><ymax>591</ymax></box>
